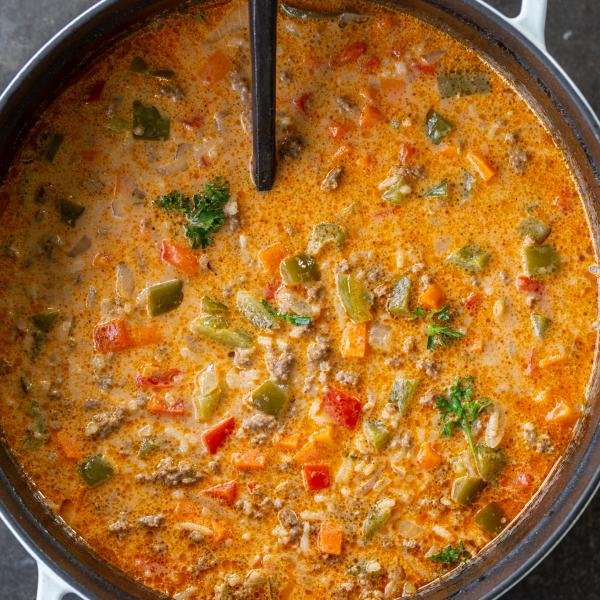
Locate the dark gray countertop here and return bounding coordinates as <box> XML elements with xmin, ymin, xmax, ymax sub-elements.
<box><xmin>0</xmin><ymin>1</ymin><xmax>598</xmax><ymax>598</ymax></box>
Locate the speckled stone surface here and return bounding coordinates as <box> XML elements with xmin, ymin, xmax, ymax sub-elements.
<box><xmin>0</xmin><ymin>1</ymin><xmax>598</xmax><ymax>598</ymax></box>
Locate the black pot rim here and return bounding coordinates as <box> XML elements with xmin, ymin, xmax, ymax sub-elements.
<box><xmin>0</xmin><ymin>1</ymin><xmax>598</xmax><ymax>599</ymax></box>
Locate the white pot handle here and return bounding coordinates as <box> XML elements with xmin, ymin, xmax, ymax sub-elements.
<box><xmin>36</xmin><ymin>560</ymin><xmax>72</xmax><ymax>600</ymax></box>
<box><xmin>475</xmin><ymin>0</ymin><xmax>548</xmax><ymax>51</ymax></box>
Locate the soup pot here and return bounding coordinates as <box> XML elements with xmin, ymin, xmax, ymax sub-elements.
<box><xmin>0</xmin><ymin>1</ymin><xmax>598</xmax><ymax>599</ymax></box>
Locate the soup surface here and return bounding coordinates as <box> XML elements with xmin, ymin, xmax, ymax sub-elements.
<box><xmin>0</xmin><ymin>1</ymin><xmax>597</xmax><ymax>598</ymax></box>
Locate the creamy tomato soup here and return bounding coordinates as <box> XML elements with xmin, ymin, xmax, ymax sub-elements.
<box><xmin>0</xmin><ymin>1</ymin><xmax>597</xmax><ymax>598</ymax></box>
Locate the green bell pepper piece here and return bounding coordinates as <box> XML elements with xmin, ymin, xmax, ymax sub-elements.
<box><xmin>382</xmin><ymin>179</ymin><xmax>411</xmax><ymax>204</ymax></box>
<box><xmin>189</xmin><ymin>316</ymin><xmax>253</xmax><ymax>348</ymax></box>
<box><xmin>363</xmin><ymin>498</ymin><xmax>395</xmax><ymax>542</ymax></box>
<box><xmin>132</xmin><ymin>100</ymin><xmax>170</xmax><ymax>140</ymax></box>
<box><xmin>447</xmin><ymin>245</ymin><xmax>490</xmax><ymax>272</ymax></box>
<box><xmin>389</xmin><ymin>376</ymin><xmax>419</xmax><ymax>415</ymax></box>
<box><xmin>130</xmin><ymin>56</ymin><xmax>150</xmax><ymax>73</ymax></box>
<box><xmin>437</xmin><ymin>72</ymin><xmax>491</xmax><ymax>98</ymax></box>
<box><xmin>236</xmin><ymin>291</ymin><xmax>280</xmax><ymax>330</ymax></box>
<box><xmin>280</xmin><ymin>253</ymin><xmax>321</xmax><ymax>285</ymax></box>
<box><xmin>423</xmin><ymin>180</ymin><xmax>449</xmax><ymax>198</ymax></box>
<box><xmin>43</xmin><ymin>133</ymin><xmax>64</xmax><ymax>162</ymax></box>
<box><xmin>201</xmin><ymin>296</ymin><xmax>230</xmax><ymax>317</ymax></box>
<box><xmin>194</xmin><ymin>363</ymin><xmax>221</xmax><ymax>421</ymax></box>
<box><xmin>523</xmin><ymin>245</ymin><xmax>560</xmax><ymax>277</ymax></box>
<box><xmin>475</xmin><ymin>502</ymin><xmax>506</xmax><ymax>535</ymax></box>
<box><xmin>31</xmin><ymin>308</ymin><xmax>60</xmax><ymax>333</ymax></box>
<box><xmin>531</xmin><ymin>313</ymin><xmax>552</xmax><ymax>339</ymax></box>
<box><xmin>336</xmin><ymin>273</ymin><xmax>373</xmax><ymax>323</ymax></box>
<box><xmin>251</xmin><ymin>380</ymin><xmax>288</xmax><ymax>416</ymax></box>
<box><xmin>306</xmin><ymin>222</ymin><xmax>346</xmax><ymax>254</ymax></box>
<box><xmin>476</xmin><ymin>444</ymin><xmax>506</xmax><ymax>482</ymax></box>
<box><xmin>59</xmin><ymin>199</ymin><xmax>85</xmax><ymax>227</ymax></box>
<box><xmin>388</xmin><ymin>276</ymin><xmax>411</xmax><ymax>316</ymax></box>
<box><xmin>517</xmin><ymin>217</ymin><xmax>551</xmax><ymax>244</ymax></box>
<box><xmin>364</xmin><ymin>420</ymin><xmax>391</xmax><ymax>451</ymax></box>
<box><xmin>78</xmin><ymin>455</ymin><xmax>114</xmax><ymax>487</ymax></box>
<box><xmin>138</xmin><ymin>437</ymin><xmax>160</xmax><ymax>458</ymax></box>
<box><xmin>425</xmin><ymin>109</ymin><xmax>453</xmax><ymax>145</ymax></box>
<box><xmin>451</xmin><ymin>476</ymin><xmax>485</xmax><ymax>506</ymax></box>
<box><xmin>147</xmin><ymin>279</ymin><xmax>183</xmax><ymax>316</ymax></box>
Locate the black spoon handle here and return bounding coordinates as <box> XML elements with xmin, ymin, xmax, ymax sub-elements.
<box><xmin>249</xmin><ymin>0</ymin><xmax>277</xmax><ymax>191</ymax></box>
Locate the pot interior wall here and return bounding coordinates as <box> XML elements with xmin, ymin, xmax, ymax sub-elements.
<box><xmin>0</xmin><ymin>1</ymin><xmax>598</xmax><ymax>599</ymax></box>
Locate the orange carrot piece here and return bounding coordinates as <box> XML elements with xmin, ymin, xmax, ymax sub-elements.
<box><xmin>419</xmin><ymin>282</ymin><xmax>446</xmax><ymax>310</ymax></box>
<box><xmin>234</xmin><ymin>449</ymin><xmax>267</xmax><ymax>471</ymax></box>
<box><xmin>318</xmin><ymin>522</ymin><xmax>344</xmax><ymax>555</ymax></box>
<box><xmin>359</xmin><ymin>104</ymin><xmax>385</xmax><ymax>128</ymax></box>
<box><xmin>161</xmin><ymin>239</ymin><xmax>199</xmax><ymax>276</ymax></box>
<box><xmin>129</xmin><ymin>323</ymin><xmax>162</xmax><ymax>347</ymax></box>
<box><xmin>146</xmin><ymin>395</ymin><xmax>186</xmax><ymax>415</ymax></box>
<box><xmin>466</xmin><ymin>151</ymin><xmax>496</xmax><ymax>181</ymax></box>
<box><xmin>380</xmin><ymin>78</ymin><xmax>405</xmax><ymax>102</ymax></box>
<box><xmin>200</xmin><ymin>50</ymin><xmax>232</xmax><ymax>84</ymax></box>
<box><xmin>340</xmin><ymin>321</ymin><xmax>368</xmax><ymax>358</ymax></box>
<box><xmin>276</xmin><ymin>434</ymin><xmax>300</xmax><ymax>451</ymax></box>
<box><xmin>416</xmin><ymin>442</ymin><xmax>442</xmax><ymax>470</ymax></box>
<box><xmin>202</xmin><ymin>480</ymin><xmax>238</xmax><ymax>506</ymax></box>
<box><xmin>258</xmin><ymin>242</ymin><xmax>289</xmax><ymax>275</ymax></box>
<box><xmin>173</xmin><ymin>499</ymin><xmax>201</xmax><ymax>520</ymax></box>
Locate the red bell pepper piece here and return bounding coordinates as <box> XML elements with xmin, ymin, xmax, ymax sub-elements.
<box><xmin>202</xmin><ymin>480</ymin><xmax>238</xmax><ymax>506</ymax></box>
<box><xmin>135</xmin><ymin>368</ymin><xmax>181</xmax><ymax>389</ymax></box>
<box><xmin>82</xmin><ymin>80</ymin><xmax>106</xmax><ymax>104</ymax></box>
<box><xmin>323</xmin><ymin>386</ymin><xmax>362</xmax><ymax>429</ymax></box>
<box><xmin>516</xmin><ymin>275</ymin><xmax>544</xmax><ymax>294</ymax></box>
<box><xmin>360</xmin><ymin>55</ymin><xmax>381</xmax><ymax>73</ymax></box>
<box><xmin>399</xmin><ymin>142</ymin><xmax>418</xmax><ymax>165</ymax></box>
<box><xmin>331</xmin><ymin>41</ymin><xmax>367</xmax><ymax>67</ymax></box>
<box><xmin>201</xmin><ymin>417</ymin><xmax>236</xmax><ymax>454</ymax></box>
<box><xmin>146</xmin><ymin>395</ymin><xmax>186</xmax><ymax>415</ymax></box>
<box><xmin>464</xmin><ymin>292</ymin><xmax>482</xmax><ymax>312</ymax></box>
<box><xmin>161</xmin><ymin>239</ymin><xmax>199</xmax><ymax>276</ymax></box>
<box><xmin>294</xmin><ymin>92</ymin><xmax>312</xmax><ymax>114</ymax></box>
<box><xmin>93</xmin><ymin>319</ymin><xmax>133</xmax><ymax>353</ymax></box>
<box><xmin>263</xmin><ymin>279</ymin><xmax>282</xmax><ymax>301</ymax></box>
<box><xmin>302</xmin><ymin>464</ymin><xmax>331</xmax><ymax>492</ymax></box>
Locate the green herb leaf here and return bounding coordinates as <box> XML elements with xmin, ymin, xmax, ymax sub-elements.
<box><xmin>436</xmin><ymin>377</ymin><xmax>491</xmax><ymax>463</ymax></box>
<box><xmin>429</xmin><ymin>541</ymin><xmax>471</xmax><ymax>565</ymax></box>
<box><xmin>155</xmin><ymin>178</ymin><xmax>230</xmax><ymax>249</ymax></box>
<box><xmin>261</xmin><ymin>299</ymin><xmax>311</xmax><ymax>326</ymax></box>
<box><xmin>426</xmin><ymin>323</ymin><xmax>464</xmax><ymax>350</ymax></box>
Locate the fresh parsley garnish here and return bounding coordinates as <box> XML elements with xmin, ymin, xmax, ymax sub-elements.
<box><xmin>429</xmin><ymin>541</ymin><xmax>471</xmax><ymax>565</ymax></box>
<box><xmin>436</xmin><ymin>377</ymin><xmax>490</xmax><ymax>461</ymax></box>
<box><xmin>155</xmin><ymin>178</ymin><xmax>230</xmax><ymax>249</ymax></box>
<box><xmin>412</xmin><ymin>304</ymin><xmax>463</xmax><ymax>349</ymax></box>
<box><xmin>261</xmin><ymin>300</ymin><xmax>311</xmax><ymax>326</ymax></box>
<box><xmin>426</xmin><ymin>323</ymin><xmax>464</xmax><ymax>350</ymax></box>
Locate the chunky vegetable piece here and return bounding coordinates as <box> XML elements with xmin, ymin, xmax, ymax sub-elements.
<box><xmin>425</xmin><ymin>109</ymin><xmax>453</xmax><ymax>144</ymax></box>
<box><xmin>132</xmin><ymin>100</ymin><xmax>170</xmax><ymax>140</ymax></box>
<box><xmin>236</xmin><ymin>291</ymin><xmax>280</xmax><ymax>330</ymax></box>
<box><xmin>363</xmin><ymin>498</ymin><xmax>395</xmax><ymax>541</ymax></box>
<box><xmin>388</xmin><ymin>276</ymin><xmax>411</xmax><ymax>316</ymax></box>
<box><xmin>201</xmin><ymin>417</ymin><xmax>236</xmax><ymax>454</ymax></box>
<box><xmin>279</xmin><ymin>253</ymin><xmax>321</xmax><ymax>285</ymax></box>
<box><xmin>251</xmin><ymin>380</ymin><xmax>288</xmax><ymax>416</ymax></box>
<box><xmin>437</xmin><ymin>72</ymin><xmax>490</xmax><ymax>97</ymax></box>
<box><xmin>389</xmin><ymin>376</ymin><xmax>419</xmax><ymax>414</ymax></box>
<box><xmin>336</xmin><ymin>274</ymin><xmax>373</xmax><ymax>322</ymax></box>
<box><xmin>323</xmin><ymin>386</ymin><xmax>362</xmax><ymax>429</ymax></box>
<box><xmin>147</xmin><ymin>279</ymin><xmax>183</xmax><ymax>316</ymax></box>
<box><xmin>78</xmin><ymin>455</ymin><xmax>114</xmax><ymax>487</ymax></box>
<box><xmin>475</xmin><ymin>503</ymin><xmax>506</xmax><ymax>535</ymax></box>
<box><xmin>447</xmin><ymin>245</ymin><xmax>490</xmax><ymax>272</ymax></box>
<box><xmin>523</xmin><ymin>245</ymin><xmax>560</xmax><ymax>277</ymax></box>
<box><xmin>302</xmin><ymin>464</ymin><xmax>331</xmax><ymax>491</ymax></box>
<box><xmin>307</xmin><ymin>222</ymin><xmax>346</xmax><ymax>254</ymax></box>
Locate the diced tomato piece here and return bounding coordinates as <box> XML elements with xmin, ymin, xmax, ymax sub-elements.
<box><xmin>93</xmin><ymin>319</ymin><xmax>133</xmax><ymax>353</ymax></box>
<box><xmin>516</xmin><ymin>275</ymin><xmax>544</xmax><ymax>294</ymax></box>
<box><xmin>399</xmin><ymin>142</ymin><xmax>418</xmax><ymax>165</ymax></box>
<box><xmin>331</xmin><ymin>41</ymin><xmax>367</xmax><ymax>67</ymax></box>
<box><xmin>200</xmin><ymin>50</ymin><xmax>232</xmax><ymax>84</ymax></box>
<box><xmin>302</xmin><ymin>464</ymin><xmax>331</xmax><ymax>492</ymax></box>
<box><xmin>515</xmin><ymin>472</ymin><xmax>533</xmax><ymax>488</ymax></box>
<box><xmin>359</xmin><ymin>104</ymin><xmax>384</xmax><ymax>128</ymax></box>
<box><xmin>414</xmin><ymin>60</ymin><xmax>436</xmax><ymax>75</ymax></box>
<box><xmin>264</xmin><ymin>279</ymin><xmax>282</xmax><ymax>301</ymax></box>
<box><xmin>294</xmin><ymin>92</ymin><xmax>312</xmax><ymax>114</ymax></box>
<box><xmin>328</xmin><ymin>120</ymin><xmax>355</xmax><ymax>139</ymax></box>
<box><xmin>323</xmin><ymin>386</ymin><xmax>362</xmax><ymax>429</ymax></box>
<box><xmin>202</xmin><ymin>480</ymin><xmax>238</xmax><ymax>506</ymax></box>
<box><xmin>161</xmin><ymin>239</ymin><xmax>199</xmax><ymax>276</ymax></box>
<box><xmin>201</xmin><ymin>417</ymin><xmax>236</xmax><ymax>454</ymax></box>
<box><xmin>146</xmin><ymin>395</ymin><xmax>186</xmax><ymax>415</ymax></box>
<box><xmin>360</xmin><ymin>56</ymin><xmax>381</xmax><ymax>73</ymax></box>
<box><xmin>464</xmin><ymin>292</ymin><xmax>482</xmax><ymax>312</ymax></box>
<box><xmin>82</xmin><ymin>80</ymin><xmax>105</xmax><ymax>104</ymax></box>
<box><xmin>135</xmin><ymin>368</ymin><xmax>181</xmax><ymax>389</ymax></box>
